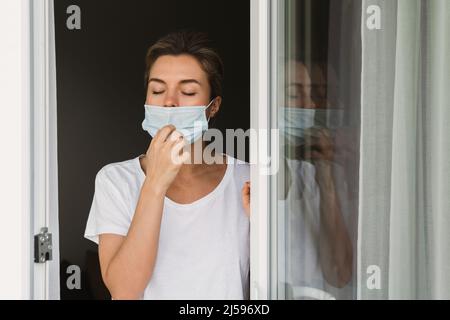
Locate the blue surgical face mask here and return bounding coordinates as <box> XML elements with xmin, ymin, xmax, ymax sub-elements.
<box><xmin>279</xmin><ymin>107</ymin><xmax>345</xmax><ymax>146</ymax></box>
<box><xmin>142</xmin><ymin>100</ymin><xmax>214</xmax><ymax>144</ymax></box>
<box><xmin>279</xmin><ymin>108</ymin><xmax>316</xmax><ymax>145</ymax></box>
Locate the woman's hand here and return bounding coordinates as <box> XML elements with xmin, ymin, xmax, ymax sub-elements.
<box><xmin>300</xmin><ymin>127</ymin><xmax>335</xmax><ymax>183</ymax></box>
<box><xmin>242</xmin><ymin>181</ymin><xmax>250</xmax><ymax>217</ymax></box>
<box><xmin>301</xmin><ymin>127</ymin><xmax>335</xmax><ymax>163</ymax></box>
<box><xmin>144</xmin><ymin>125</ymin><xmax>189</xmax><ymax>194</ymax></box>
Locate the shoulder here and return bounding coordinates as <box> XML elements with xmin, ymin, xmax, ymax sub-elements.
<box><xmin>85</xmin><ymin>158</ymin><xmax>139</xmax><ymax>244</ymax></box>
<box><xmin>95</xmin><ymin>156</ymin><xmax>140</xmax><ymax>187</ymax></box>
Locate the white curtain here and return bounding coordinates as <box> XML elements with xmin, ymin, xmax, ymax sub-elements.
<box><xmin>359</xmin><ymin>0</ymin><xmax>450</xmax><ymax>299</ymax></box>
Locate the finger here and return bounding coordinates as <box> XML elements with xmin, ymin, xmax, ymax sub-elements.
<box><xmin>167</xmin><ymin>130</ymin><xmax>184</xmax><ymax>143</ymax></box>
<box><xmin>321</xmin><ymin>128</ymin><xmax>332</xmax><ymax>139</ymax></box>
<box><xmin>305</xmin><ymin>127</ymin><xmax>321</xmax><ymax>138</ymax></box>
<box><xmin>155</xmin><ymin>125</ymin><xmax>176</xmax><ymax>143</ymax></box>
<box><xmin>301</xmin><ymin>144</ymin><xmax>323</xmax><ymax>155</ymax></box>
<box><xmin>241</xmin><ymin>182</ymin><xmax>251</xmax><ymax>217</ymax></box>
<box><xmin>242</xmin><ymin>188</ymin><xmax>250</xmax><ymax>203</ymax></box>
<box><xmin>242</xmin><ymin>185</ymin><xmax>250</xmax><ymax>203</ymax></box>
<box><xmin>302</xmin><ymin>150</ymin><xmax>322</xmax><ymax>161</ymax></box>
<box><xmin>317</xmin><ymin>128</ymin><xmax>333</xmax><ymax>145</ymax></box>
<box><xmin>303</xmin><ymin>130</ymin><xmax>316</xmax><ymax>144</ymax></box>
<box><xmin>169</xmin><ymin>140</ymin><xmax>188</xmax><ymax>165</ymax></box>
<box><xmin>177</xmin><ymin>149</ymin><xmax>190</xmax><ymax>164</ymax></box>
<box><xmin>167</xmin><ymin>130</ymin><xmax>186</xmax><ymax>146</ymax></box>
<box><xmin>242</xmin><ymin>182</ymin><xmax>250</xmax><ymax>195</ymax></box>
<box><xmin>310</xmin><ymin>131</ymin><xmax>334</xmax><ymax>151</ymax></box>
<box><xmin>171</xmin><ymin>138</ymin><xmax>187</xmax><ymax>155</ymax></box>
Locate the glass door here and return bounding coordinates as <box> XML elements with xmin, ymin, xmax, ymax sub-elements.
<box><xmin>270</xmin><ymin>0</ymin><xmax>361</xmax><ymax>300</ymax></box>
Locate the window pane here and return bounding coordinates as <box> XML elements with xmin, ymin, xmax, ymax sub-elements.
<box><xmin>274</xmin><ymin>0</ymin><xmax>361</xmax><ymax>300</ymax></box>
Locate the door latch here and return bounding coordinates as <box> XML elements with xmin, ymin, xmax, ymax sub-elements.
<box><xmin>34</xmin><ymin>227</ymin><xmax>53</xmax><ymax>263</ymax></box>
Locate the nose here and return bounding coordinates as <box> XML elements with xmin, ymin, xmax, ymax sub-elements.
<box><xmin>163</xmin><ymin>90</ymin><xmax>179</xmax><ymax>107</ymax></box>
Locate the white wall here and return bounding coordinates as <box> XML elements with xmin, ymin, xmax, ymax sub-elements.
<box><xmin>0</xmin><ymin>0</ymin><xmax>31</xmax><ymax>299</ymax></box>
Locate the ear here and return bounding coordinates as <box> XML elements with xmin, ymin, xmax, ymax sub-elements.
<box><xmin>209</xmin><ymin>97</ymin><xmax>222</xmax><ymax>118</ymax></box>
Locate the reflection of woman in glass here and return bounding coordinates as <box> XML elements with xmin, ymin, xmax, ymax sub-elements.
<box><xmin>279</xmin><ymin>60</ymin><xmax>353</xmax><ymax>296</ymax></box>
<box><xmin>84</xmin><ymin>32</ymin><xmax>251</xmax><ymax>300</ymax></box>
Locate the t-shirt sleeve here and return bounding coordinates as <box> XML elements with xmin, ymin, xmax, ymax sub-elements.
<box><xmin>84</xmin><ymin>168</ymin><xmax>131</xmax><ymax>245</ymax></box>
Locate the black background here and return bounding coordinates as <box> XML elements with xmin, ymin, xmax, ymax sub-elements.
<box><xmin>55</xmin><ymin>0</ymin><xmax>250</xmax><ymax>299</ymax></box>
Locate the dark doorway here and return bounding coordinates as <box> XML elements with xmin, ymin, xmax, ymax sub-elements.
<box><xmin>54</xmin><ymin>0</ymin><xmax>250</xmax><ymax>299</ymax></box>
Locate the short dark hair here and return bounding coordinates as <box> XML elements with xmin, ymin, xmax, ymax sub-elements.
<box><xmin>144</xmin><ymin>31</ymin><xmax>224</xmax><ymax>100</ymax></box>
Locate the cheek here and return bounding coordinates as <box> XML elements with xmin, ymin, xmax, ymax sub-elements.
<box><xmin>177</xmin><ymin>93</ymin><xmax>210</xmax><ymax>106</ymax></box>
<box><xmin>177</xmin><ymin>97</ymin><xmax>199</xmax><ymax>106</ymax></box>
<box><xmin>146</xmin><ymin>95</ymin><xmax>165</xmax><ymax>106</ymax></box>
<box><xmin>286</xmin><ymin>97</ymin><xmax>298</xmax><ymax>108</ymax></box>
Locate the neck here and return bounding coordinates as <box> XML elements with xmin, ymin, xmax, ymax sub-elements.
<box><xmin>179</xmin><ymin>140</ymin><xmax>225</xmax><ymax>176</ymax></box>
<box><xmin>178</xmin><ymin>142</ymin><xmax>205</xmax><ymax>176</ymax></box>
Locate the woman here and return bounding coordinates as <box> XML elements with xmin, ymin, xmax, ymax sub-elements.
<box><xmin>280</xmin><ymin>60</ymin><xmax>353</xmax><ymax>298</ymax></box>
<box><xmin>84</xmin><ymin>31</ymin><xmax>251</xmax><ymax>300</ymax></box>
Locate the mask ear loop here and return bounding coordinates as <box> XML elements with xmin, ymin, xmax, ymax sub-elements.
<box><xmin>205</xmin><ymin>98</ymin><xmax>216</xmax><ymax>122</ymax></box>
<box><xmin>197</xmin><ymin>99</ymin><xmax>215</xmax><ymax>145</ymax></box>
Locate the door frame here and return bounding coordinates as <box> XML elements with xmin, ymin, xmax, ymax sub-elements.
<box><xmin>250</xmin><ymin>0</ymin><xmax>276</xmax><ymax>300</ymax></box>
<box><xmin>31</xmin><ymin>0</ymin><xmax>60</xmax><ymax>300</ymax></box>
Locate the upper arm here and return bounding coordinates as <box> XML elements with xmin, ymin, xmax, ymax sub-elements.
<box><xmin>98</xmin><ymin>233</ymin><xmax>125</xmax><ymax>287</ymax></box>
<box><xmin>85</xmin><ymin>168</ymin><xmax>131</xmax><ymax>244</ymax></box>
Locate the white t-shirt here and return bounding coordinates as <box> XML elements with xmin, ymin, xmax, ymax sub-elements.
<box><xmin>84</xmin><ymin>154</ymin><xmax>250</xmax><ymax>300</ymax></box>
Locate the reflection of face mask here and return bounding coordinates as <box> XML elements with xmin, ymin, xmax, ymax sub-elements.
<box><xmin>142</xmin><ymin>100</ymin><xmax>214</xmax><ymax>144</ymax></box>
<box><xmin>279</xmin><ymin>108</ymin><xmax>315</xmax><ymax>144</ymax></box>
<box><xmin>279</xmin><ymin>107</ymin><xmax>345</xmax><ymax>145</ymax></box>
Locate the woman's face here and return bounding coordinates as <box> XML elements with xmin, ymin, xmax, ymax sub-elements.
<box><xmin>285</xmin><ymin>60</ymin><xmax>316</xmax><ymax>109</ymax></box>
<box><xmin>146</xmin><ymin>54</ymin><xmax>214</xmax><ymax>108</ymax></box>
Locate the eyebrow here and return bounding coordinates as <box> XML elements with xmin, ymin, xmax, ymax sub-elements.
<box><xmin>149</xmin><ymin>78</ymin><xmax>202</xmax><ymax>85</ymax></box>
